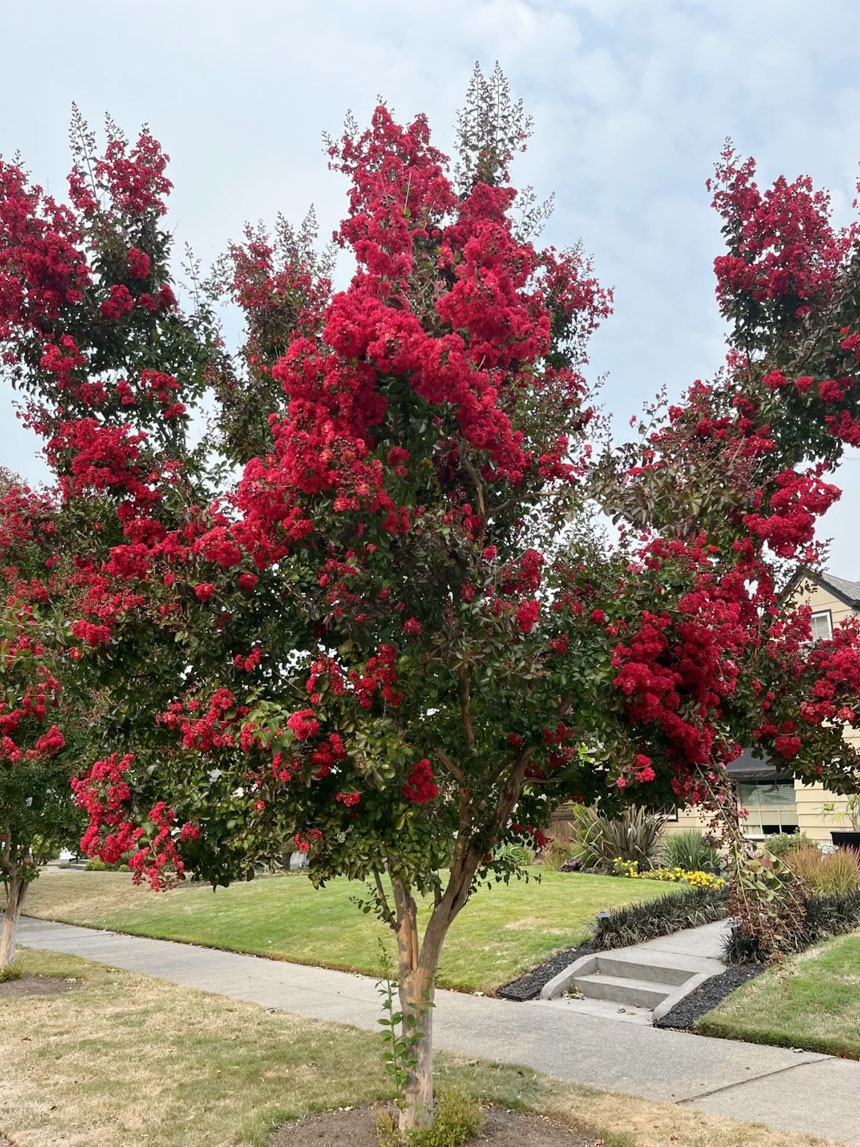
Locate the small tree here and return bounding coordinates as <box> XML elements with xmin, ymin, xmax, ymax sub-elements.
<box><xmin>0</xmin><ymin>478</ymin><xmax>85</xmax><ymax>968</ymax></box>
<box><xmin>4</xmin><ymin>68</ymin><xmax>860</xmax><ymax>1129</ymax></box>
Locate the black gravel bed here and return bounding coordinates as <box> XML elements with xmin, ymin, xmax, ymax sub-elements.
<box><xmin>655</xmin><ymin>962</ymin><xmax>765</xmax><ymax>1030</ymax></box>
<box><xmin>496</xmin><ymin>941</ymin><xmax>597</xmax><ymax>1001</ymax></box>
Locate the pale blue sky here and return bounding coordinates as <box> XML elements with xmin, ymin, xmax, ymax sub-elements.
<box><xmin>2</xmin><ymin>0</ymin><xmax>860</xmax><ymax>570</ymax></box>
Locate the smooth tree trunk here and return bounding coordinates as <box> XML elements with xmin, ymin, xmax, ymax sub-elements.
<box><xmin>0</xmin><ymin>870</ymin><xmax>28</xmax><ymax>969</ymax></box>
<box><xmin>390</xmin><ymin>855</ymin><xmax>480</xmax><ymax>1132</ymax></box>
<box><xmin>391</xmin><ymin>876</ymin><xmax>437</xmax><ymax>1131</ymax></box>
<box><xmin>396</xmin><ymin>957</ymin><xmax>436</xmax><ymax>1128</ymax></box>
<box><xmin>387</xmin><ymin>745</ymin><xmax>533</xmax><ymax>1130</ymax></box>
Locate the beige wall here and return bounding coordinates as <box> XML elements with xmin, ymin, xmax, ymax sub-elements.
<box><xmin>663</xmin><ymin>576</ymin><xmax>856</xmax><ymax>842</ymax></box>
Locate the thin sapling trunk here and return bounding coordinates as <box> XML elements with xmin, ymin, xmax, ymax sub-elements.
<box><xmin>0</xmin><ymin>868</ymin><xmax>28</xmax><ymax>969</ymax></box>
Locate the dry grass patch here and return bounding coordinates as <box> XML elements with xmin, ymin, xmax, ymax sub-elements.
<box><xmin>0</xmin><ymin>948</ymin><xmax>840</xmax><ymax>1147</ymax></box>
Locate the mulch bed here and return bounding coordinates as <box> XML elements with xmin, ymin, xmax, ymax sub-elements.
<box><xmin>656</xmin><ymin>963</ymin><xmax>765</xmax><ymax>1030</ymax></box>
<box><xmin>496</xmin><ymin>942</ymin><xmax>596</xmax><ymax>1001</ymax></box>
<box><xmin>0</xmin><ymin>974</ymin><xmax>80</xmax><ymax>999</ymax></box>
<box><xmin>269</xmin><ymin>1105</ymin><xmax>596</xmax><ymax>1146</ymax></box>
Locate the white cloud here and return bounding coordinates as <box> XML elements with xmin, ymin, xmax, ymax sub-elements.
<box><xmin>2</xmin><ymin>0</ymin><xmax>860</xmax><ymax>570</ymax></box>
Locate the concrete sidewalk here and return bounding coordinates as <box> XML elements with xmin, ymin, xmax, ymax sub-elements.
<box><xmin>17</xmin><ymin>915</ymin><xmax>860</xmax><ymax>1145</ymax></box>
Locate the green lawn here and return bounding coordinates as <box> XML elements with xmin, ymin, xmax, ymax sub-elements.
<box><xmin>20</xmin><ymin>868</ymin><xmax>677</xmax><ymax>993</ymax></box>
<box><xmin>0</xmin><ymin>947</ymin><xmax>834</xmax><ymax>1147</ymax></box>
<box><xmin>697</xmin><ymin>929</ymin><xmax>860</xmax><ymax>1059</ymax></box>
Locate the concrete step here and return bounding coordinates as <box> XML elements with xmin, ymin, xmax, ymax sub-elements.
<box><xmin>536</xmin><ymin>996</ymin><xmax>655</xmax><ymax>1024</ymax></box>
<box><xmin>594</xmin><ymin>952</ymin><xmax>695</xmax><ymax>986</ymax></box>
<box><xmin>539</xmin><ymin>941</ymin><xmax>725</xmax><ymax>1023</ymax></box>
<box><xmin>572</xmin><ymin>972</ymin><xmax>672</xmax><ymax>1009</ymax></box>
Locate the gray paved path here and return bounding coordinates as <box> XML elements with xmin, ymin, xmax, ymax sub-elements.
<box><xmin>17</xmin><ymin>916</ymin><xmax>860</xmax><ymax>1145</ymax></box>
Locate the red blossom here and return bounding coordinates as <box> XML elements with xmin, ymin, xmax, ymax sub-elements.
<box><xmin>402</xmin><ymin>758</ymin><xmax>438</xmax><ymax>804</ymax></box>
<box><xmin>126</xmin><ymin>247</ymin><xmax>150</xmax><ymax>279</ymax></box>
<box><xmin>516</xmin><ymin>599</ymin><xmax>540</xmax><ymax>634</ymax></box>
<box><xmin>287</xmin><ymin>708</ymin><xmax>319</xmax><ymax>740</ymax></box>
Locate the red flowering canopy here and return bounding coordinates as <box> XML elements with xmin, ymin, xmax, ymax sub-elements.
<box><xmin>4</xmin><ymin>68</ymin><xmax>860</xmax><ymax>1126</ymax></box>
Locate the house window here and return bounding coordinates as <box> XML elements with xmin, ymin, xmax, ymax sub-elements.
<box><xmin>810</xmin><ymin>610</ymin><xmax>833</xmax><ymax>642</ymax></box>
<box><xmin>737</xmin><ymin>782</ymin><xmax>799</xmax><ymax>837</ymax></box>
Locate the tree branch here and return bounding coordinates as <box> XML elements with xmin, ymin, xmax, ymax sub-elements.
<box><xmin>461</xmin><ymin>457</ymin><xmax>486</xmax><ymax>524</ymax></box>
<box><xmin>391</xmin><ymin>875</ymin><xmax>420</xmax><ymax>973</ymax></box>
<box><xmin>373</xmin><ymin>868</ymin><xmax>397</xmax><ymax>931</ymax></box>
<box><xmin>436</xmin><ymin>749</ymin><xmax>467</xmax><ymax>787</ymax></box>
<box><xmin>459</xmin><ymin>668</ymin><xmax>476</xmax><ymax>755</ymax></box>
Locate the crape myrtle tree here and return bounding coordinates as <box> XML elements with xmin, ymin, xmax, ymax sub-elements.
<box><xmin>598</xmin><ymin>147</ymin><xmax>860</xmax><ymax>948</ymax></box>
<box><xmin>3</xmin><ymin>67</ymin><xmax>860</xmax><ymax>1126</ymax></box>
<box><xmin>600</xmin><ymin>147</ymin><xmax>860</xmax><ymax>788</ymax></box>
<box><xmin>0</xmin><ymin>472</ymin><xmax>87</xmax><ymax>967</ymax></box>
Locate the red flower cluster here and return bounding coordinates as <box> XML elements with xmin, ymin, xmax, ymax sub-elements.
<box><xmin>160</xmin><ymin>689</ymin><xmax>237</xmax><ymax>752</ymax></box>
<box><xmin>516</xmin><ymin>599</ymin><xmax>540</xmax><ymax>633</ymax></box>
<box><xmin>127</xmin><ymin>247</ymin><xmax>150</xmax><ymax>279</ymax></box>
<box><xmin>745</xmin><ymin>468</ymin><xmax>840</xmax><ymax>558</ymax></box>
<box><xmin>611</xmin><ymin>539</ymin><xmax>758</xmax><ymax>770</ymax></box>
<box><xmin>349</xmin><ymin>643</ymin><xmax>401</xmax><ymax>709</ymax></box>
<box><xmin>710</xmin><ymin>147</ymin><xmax>854</xmax><ymax>316</ymax></box>
<box><xmin>74</xmin><ymin>752</ymin><xmax>188</xmax><ymax>889</ymax></box>
<box><xmin>336</xmin><ymin>790</ymin><xmax>361</xmax><ymax>807</ymax></box>
<box><xmin>69</xmin><ymin>128</ymin><xmax>172</xmax><ymax>219</ymax></box>
<box><xmin>100</xmin><ymin>283</ymin><xmax>135</xmax><ymax>320</ymax></box>
<box><xmin>73</xmin><ymin>752</ymin><xmax>140</xmax><ymax>861</ymax></box>
<box><xmin>46</xmin><ymin>419</ymin><xmax>156</xmax><ymax>505</ymax></box>
<box><xmin>224</xmin><ymin>105</ymin><xmax>609</xmax><ymax>575</ymax></box>
<box><xmin>402</xmin><ymin>758</ymin><xmax>438</xmax><ymax>805</ymax></box>
<box><xmin>287</xmin><ymin>708</ymin><xmax>319</xmax><ymax>740</ymax></box>
<box><xmin>0</xmin><ymin>161</ymin><xmax>89</xmax><ymax>359</ymax></box>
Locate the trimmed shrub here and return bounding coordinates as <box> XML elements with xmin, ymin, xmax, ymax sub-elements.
<box><xmin>661</xmin><ymin>830</ymin><xmax>720</xmax><ymax>873</ymax></box>
<box><xmin>84</xmin><ymin>856</ymin><xmax>130</xmax><ymax>872</ymax></box>
<box><xmin>764</xmin><ymin>831</ymin><xmax>812</xmax><ymax>859</ymax></box>
<box><xmin>592</xmin><ymin>885</ymin><xmax>727</xmax><ymax>950</ymax></box>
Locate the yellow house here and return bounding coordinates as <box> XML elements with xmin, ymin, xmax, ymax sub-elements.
<box><xmin>665</xmin><ymin>570</ymin><xmax>860</xmax><ymax>844</ymax></box>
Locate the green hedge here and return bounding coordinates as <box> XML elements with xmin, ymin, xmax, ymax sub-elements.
<box><xmin>592</xmin><ymin>885</ymin><xmax>727</xmax><ymax>949</ymax></box>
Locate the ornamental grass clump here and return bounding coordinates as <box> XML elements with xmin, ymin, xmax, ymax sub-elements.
<box><xmin>540</xmin><ymin>838</ymin><xmax>572</xmax><ymax>871</ymax></box>
<box><xmin>786</xmin><ymin>846</ymin><xmax>860</xmax><ymax>895</ymax></box>
<box><xmin>662</xmin><ymin>830</ymin><xmax>721</xmax><ymax>873</ymax></box>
